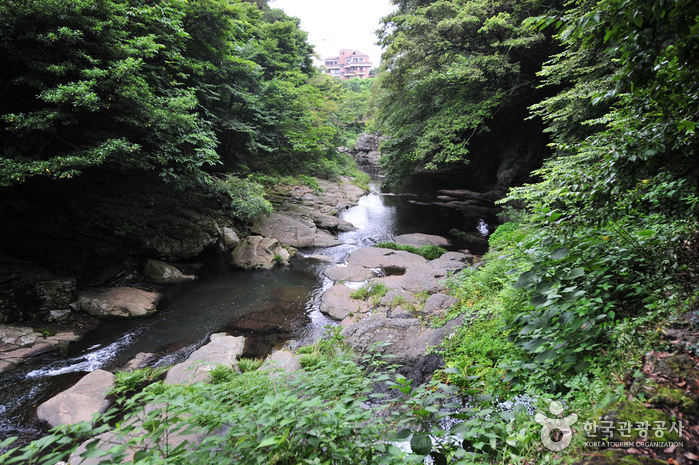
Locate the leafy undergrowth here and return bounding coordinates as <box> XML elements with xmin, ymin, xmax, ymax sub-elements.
<box><xmin>433</xmin><ymin>217</ymin><xmax>699</xmax><ymax>464</ymax></box>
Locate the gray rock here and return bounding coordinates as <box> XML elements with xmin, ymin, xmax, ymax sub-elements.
<box><xmin>164</xmin><ymin>335</ymin><xmax>245</xmax><ymax>385</ymax></box>
<box><xmin>0</xmin><ymin>324</ymin><xmax>81</xmax><ymax>373</ymax></box>
<box><xmin>264</xmin><ymin>350</ymin><xmax>302</xmax><ymax>375</ymax></box>
<box><xmin>320</xmin><ymin>284</ymin><xmax>368</xmax><ymax>321</ymax></box>
<box><xmin>324</xmin><ymin>265</ymin><xmax>374</xmax><ymax>282</ymax></box>
<box><xmin>37</xmin><ymin>369</ymin><xmax>115</xmax><ymax>428</ymax></box>
<box><xmin>429</xmin><ymin>251</ymin><xmax>473</xmax><ymax>275</ymax></box>
<box><xmin>393</xmin><ymin>233</ymin><xmax>452</xmax><ymax>248</ymax></box>
<box><xmin>348</xmin><ymin>247</ymin><xmax>426</xmax><ymax>270</ymax></box>
<box><xmin>422</xmin><ymin>294</ymin><xmax>458</xmax><ymax>316</ymax></box>
<box><xmin>221</xmin><ymin>227</ymin><xmax>241</xmax><ymax>249</ymax></box>
<box><xmin>399</xmin><ymin>265</ymin><xmax>442</xmax><ymax>294</ymax></box>
<box><xmin>132</xmin><ymin>217</ymin><xmax>219</xmax><ymax>261</ymax></box>
<box><xmin>341</xmin><ymin>314</ymin><xmax>462</xmax><ymax>366</ymax></box>
<box><xmin>314</xmin><ymin>230</ymin><xmax>343</xmax><ymax>247</ymax></box>
<box><xmin>76</xmin><ymin>287</ymin><xmax>161</xmax><ymax>318</ymax></box>
<box><xmin>251</xmin><ymin>212</ymin><xmax>316</xmax><ymax>248</ymax></box>
<box><xmin>229</xmin><ymin>236</ymin><xmax>290</xmax><ymax>270</ymax></box>
<box><xmin>143</xmin><ymin>259</ymin><xmax>196</xmax><ymax>285</ymax></box>
<box><xmin>45</xmin><ymin>309</ymin><xmax>74</xmax><ymax>323</ymax></box>
<box><xmin>121</xmin><ymin>352</ymin><xmax>157</xmax><ymax>372</ymax></box>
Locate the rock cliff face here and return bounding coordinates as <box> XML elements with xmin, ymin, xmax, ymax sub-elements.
<box><xmin>339</xmin><ymin>133</ymin><xmax>383</xmax><ymax>167</ymax></box>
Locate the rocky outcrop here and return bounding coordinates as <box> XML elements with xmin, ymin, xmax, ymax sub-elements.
<box><xmin>320</xmin><ymin>284</ymin><xmax>369</xmax><ymax>321</ymax></box>
<box><xmin>341</xmin><ymin>314</ymin><xmax>462</xmax><ymax>366</ymax></box>
<box><xmin>164</xmin><ymin>333</ymin><xmax>245</xmax><ymax>385</ymax></box>
<box><xmin>393</xmin><ymin>233</ymin><xmax>452</xmax><ymax>248</ymax></box>
<box><xmin>76</xmin><ymin>287</ymin><xmax>161</xmax><ymax>318</ymax></box>
<box><xmin>229</xmin><ymin>236</ymin><xmax>290</xmax><ymax>270</ymax></box>
<box><xmin>0</xmin><ymin>255</ymin><xmax>77</xmax><ymax>323</ymax></box>
<box><xmin>339</xmin><ymin>133</ymin><xmax>383</xmax><ymax>167</ymax></box>
<box><xmin>0</xmin><ymin>324</ymin><xmax>82</xmax><ymax>373</ymax></box>
<box><xmin>347</xmin><ymin>247</ymin><xmax>427</xmax><ymax>270</ymax></box>
<box><xmin>251</xmin><ymin>189</ymin><xmax>360</xmax><ymax>249</ymax></box>
<box><xmin>36</xmin><ymin>369</ymin><xmax>115</xmax><ymax>428</ymax></box>
<box><xmin>129</xmin><ymin>215</ymin><xmax>221</xmax><ymax>261</ymax></box>
<box><xmin>142</xmin><ymin>259</ymin><xmax>196</xmax><ymax>285</ymax></box>
<box><xmin>252</xmin><ymin>212</ymin><xmax>317</xmax><ymax>248</ymax></box>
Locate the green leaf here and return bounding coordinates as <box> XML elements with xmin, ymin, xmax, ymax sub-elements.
<box><xmin>550</xmin><ymin>247</ymin><xmax>570</xmax><ymax>260</ymax></box>
<box><xmin>564</xmin><ymin>267</ymin><xmax>585</xmax><ymax>279</ymax></box>
<box><xmin>257</xmin><ymin>436</ymin><xmax>282</xmax><ymax>448</ymax></box>
<box><xmin>535</xmin><ymin>349</ymin><xmax>557</xmax><ymax>363</ymax></box>
<box><xmin>410</xmin><ymin>433</ymin><xmax>432</xmax><ymax>455</ymax></box>
<box><xmin>513</xmin><ymin>271</ymin><xmax>536</xmax><ymax>289</ymax></box>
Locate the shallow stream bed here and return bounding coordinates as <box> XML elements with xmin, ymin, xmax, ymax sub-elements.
<box><xmin>0</xmin><ymin>170</ymin><xmax>496</xmax><ymax>443</ymax></box>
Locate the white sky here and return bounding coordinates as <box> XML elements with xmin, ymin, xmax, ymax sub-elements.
<box><xmin>269</xmin><ymin>0</ymin><xmax>395</xmax><ymax>67</ymax></box>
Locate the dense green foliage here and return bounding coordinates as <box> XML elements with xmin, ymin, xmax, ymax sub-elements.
<box><xmin>375</xmin><ymin>0</ymin><xmax>558</xmax><ymax>180</ymax></box>
<box><xmin>0</xmin><ymin>0</ymin><xmax>362</xmax><ymax>221</ymax></box>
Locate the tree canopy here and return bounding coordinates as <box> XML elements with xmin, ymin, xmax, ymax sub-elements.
<box><xmin>0</xmin><ymin>0</ymin><xmax>350</xmax><ymax>191</ymax></box>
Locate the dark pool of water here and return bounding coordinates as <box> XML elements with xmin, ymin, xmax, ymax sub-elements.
<box><xmin>0</xmin><ymin>170</ymin><xmax>497</xmax><ymax>443</ymax></box>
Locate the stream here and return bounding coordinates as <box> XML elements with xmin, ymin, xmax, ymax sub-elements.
<box><xmin>0</xmin><ymin>170</ymin><xmax>497</xmax><ymax>444</ymax></box>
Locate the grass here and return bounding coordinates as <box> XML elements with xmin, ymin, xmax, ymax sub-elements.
<box><xmin>112</xmin><ymin>366</ymin><xmax>169</xmax><ymax>396</ymax></box>
<box><xmin>238</xmin><ymin>357</ymin><xmax>264</xmax><ymax>373</ymax></box>
<box><xmin>375</xmin><ymin>242</ymin><xmax>447</xmax><ymax>260</ymax></box>
<box><xmin>349</xmin><ymin>282</ymin><xmax>388</xmax><ymax>301</ymax></box>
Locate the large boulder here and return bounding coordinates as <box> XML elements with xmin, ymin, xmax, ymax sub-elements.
<box><xmin>251</xmin><ymin>212</ymin><xmax>316</xmax><ymax>248</ymax></box>
<box><xmin>341</xmin><ymin>314</ymin><xmax>462</xmax><ymax>366</ymax></box>
<box><xmin>347</xmin><ymin>247</ymin><xmax>426</xmax><ymax>270</ymax></box>
<box><xmin>320</xmin><ymin>284</ymin><xmax>369</xmax><ymax>321</ymax></box>
<box><xmin>142</xmin><ymin>259</ymin><xmax>196</xmax><ymax>285</ymax></box>
<box><xmin>229</xmin><ymin>236</ymin><xmax>290</xmax><ymax>270</ymax></box>
<box><xmin>76</xmin><ymin>287</ymin><xmax>161</xmax><ymax>318</ymax></box>
<box><xmin>393</xmin><ymin>233</ymin><xmax>452</xmax><ymax>248</ymax></box>
<box><xmin>36</xmin><ymin>369</ymin><xmax>115</xmax><ymax>428</ymax></box>
<box><xmin>129</xmin><ymin>216</ymin><xmax>220</xmax><ymax>261</ymax></box>
<box><xmin>164</xmin><ymin>334</ymin><xmax>245</xmax><ymax>385</ymax></box>
<box><xmin>221</xmin><ymin>227</ymin><xmax>241</xmax><ymax>249</ymax></box>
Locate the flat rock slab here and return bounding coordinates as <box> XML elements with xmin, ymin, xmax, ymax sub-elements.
<box><xmin>348</xmin><ymin>247</ymin><xmax>426</xmax><ymax>270</ymax></box>
<box><xmin>37</xmin><ymin>369</ymin><xmax>115</xmax><ymax>428</ymax></box>
<box><xmin>399</xmin><ymin>265</ymin><xmax>443</xmax><ymax>294</ymax></box>
<box><xmin>341</xmin><ymin>314</ymin><xmax>462</xmax><ymax>366</ymax></box>
<box><xmin>77</xmin><ymin>287</ymin><xmax>161</xmax><ymax>318</ymax></box>
<box><xmin>314</xmin><ymin>230</ymin><xmax>343</xmax><ymax>247</ymax></box>
<box><xmin>320</xmin><ymin>284</ymin><xmax>368</xmax><ymax>321</ymax></box>
<box><xmin>393</xmin><ymin>233</ymin><xmax>452</xmax><ymax>248</ymax></box>
<box><xmin>324</xmin><ymin>265</ymin><xmax>374</xmax><ymax>282</ymax></box>
<box><xmin>251</xmin><ymin>212</ymin><xmax>316</xmax><ymax>248</ymax></box>
<box><xmin>164</xmin><ymin>334</ymin><xmax>245</xmax><ymax>385</ymax></box>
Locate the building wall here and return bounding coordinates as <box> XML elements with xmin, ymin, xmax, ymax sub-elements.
<box><xmin>324</xmin><ymin>48</ymin><xmax>373</xmax><ymax>80</ymax></box>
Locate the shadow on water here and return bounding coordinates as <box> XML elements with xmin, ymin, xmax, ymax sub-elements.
<box><xmin>0</xmin><ymin>169</ymin><xmax>497</xmax><ymax>443</ymax></box>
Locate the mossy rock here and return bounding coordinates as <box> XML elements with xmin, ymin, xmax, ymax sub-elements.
<box><xmin>646</xmin><ymin>353</ymin><xmax>699</xmax><ymax>386</ymax></box>
<box><xmin>649</xmin><ymin>386</ymin><xmax>699</xmax><ymax>416</ymax></box>
<box><xmin>594</xmin><ymin>401</ymin><xmax>682</xmax><ymax>442</ymax></box>
<box><xmin>573</xmin><ymin>450</ymin><xmax>665</xmax><ymax>465</ymax></box>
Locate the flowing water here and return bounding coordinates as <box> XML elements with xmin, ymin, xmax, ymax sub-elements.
<box><xmin>0</xmin><ymin>170</ymin><xmax>497</xmax><ymax>443</ymax></box>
